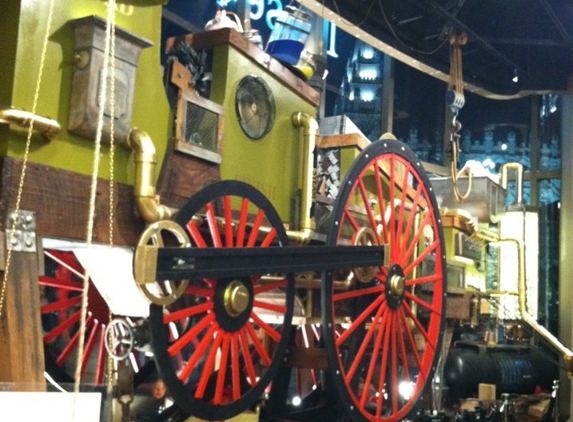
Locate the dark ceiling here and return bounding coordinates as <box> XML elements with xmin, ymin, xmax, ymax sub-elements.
<box><xmin>308</xmin><ymin>0</ymin><xmax>573</xmax><ymax>98</ymax></box>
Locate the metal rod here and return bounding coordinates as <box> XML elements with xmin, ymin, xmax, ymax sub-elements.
<box><xmin>154</xmin><ymin>245</ymin><xmax>384</xmax><ymax>279</ymax></box>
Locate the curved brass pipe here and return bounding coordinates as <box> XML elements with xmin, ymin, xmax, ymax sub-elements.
<box><xmin>0</xmin><ymin>108</ymin><xmax>61</xmax><ymax>139</ymax></box>
<box><xmin>125</xmin><ymin>128</ymin><xmax>176</xmax><ymax>223</ymax></box>
<box><xmin>504</xmin><ymin>237</ymin><xmax>573</xmax><ymax>376</ymax></box>
<box><xmin>290</xmin><ymin>111</ymin><xmax>318</xmax><ymax>245</ymax></box>
<box><xmin>500</xmin><ymin>162</ymin><xmax>524</xmax><ymax>206</ymax></box>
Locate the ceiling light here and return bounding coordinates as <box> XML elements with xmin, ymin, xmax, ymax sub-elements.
<box><xmin>512</xmin><ymin>69</ymin><xmax>518</xmax><ymax>83</ymax></box>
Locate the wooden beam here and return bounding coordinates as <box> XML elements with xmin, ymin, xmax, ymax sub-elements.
<box><xmin>0</xmin><ymin>242</ymin><xmax>45</xmax><ymax>390</ymax></box>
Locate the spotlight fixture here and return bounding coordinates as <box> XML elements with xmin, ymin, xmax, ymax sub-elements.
<box><xmin>512</xmin><ymin>68</ymin><xmax>519</xmax><ymax>83</ymax></box>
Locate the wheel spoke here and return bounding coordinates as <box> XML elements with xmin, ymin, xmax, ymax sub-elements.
<box><xmin>231</xmin><ymin>333</ymin><xmax>241</xmax><ymax>400</ymax></box>
<box><xmin>195</xmin><ymin>332</ymin><xmax>224</xmax><ymax>399</ymax></box>
<box><xmin>214</xmin><ymin>333</ymin><xmax>232</xmax><ymax>404</ymax></box>
<box><xmin>252</xmin><ymin>300</ymin><xmax>286</xmax><ymax>314</ymax></box>
<box><xmin>81</xmin><ymin>320</ymin><xmax>100</xmax><ymax>377</ymax></box>
<box><xmin>38</xmin><ymin>275</ymin><xmax>82</xmax><ymax>291</ymax></box>
<box><xmin>400</xmin><ymin>211</ymin><xmax>432</xmax><ymax>267</ymax></box>
<box><xmin>168</xmin><ymin>312</ymin><xmax>215</xmax><ymax>357</ymax></box>
<box><xmin>399</xmin><ymin>183</ymin><xmax>424</xmax><ymax>257</ymax></box>
<box><xmin>390</xmin><ymin>312</ymin><xmax>398</xmax><ymax>414</ymax></box>
<box><xmin>389</xmin><ymin>155</ymin><xmax>396</xmax><ymax>261</ymax></box>
<box><xmin>399</xmin><ymin>308</ymin><xmax>422</xmax><ymax>369</ymax></box>
<box><xmin>187</xmin><ymin>219</ymin><xmax>208</xmax><ymax>248</ymax></box>
<box><xmin>374</xmin><ymin>162</ymin><xmax>389</xmax><ymax>244</ymax></box>
<box><xmin>95</xmin><ymin>327</ymin><xmax>106</xmax><ymax>384</ymax></box>
<box><xmin>224</xmin><ymin>196</ymin><xmax>234</xmax><ymax>247</ymax></box>
<box><xmin>404</xmin><ymin>291</ymin><xmax>440</xmax><ymax>315</ymax></box>
<box><xmin>358</xmin><ymin>178</ymin><xmax>382</xmax><ymax>244</ymax></box>
<box><xmin>333</xmin><ymin>284</ymin><xmax>385</xmax><ymax>302</ymax></box>
<box><xmin>236</xmin><ymin>198</ymin><xmax>249</xmax><ymax>247</ymax></box>
<box><xmin>394</xmin><ymin>166</ymin><xmax>411</xmax><ymax>255</ymax></box>
<box><xmin>247</xmin><ymin>312</ymin><xmax>281</xmax><ymax>342</ymax></box>
<box><xmin>343</xmin><ymin>206</ymin><xmax>361</xmax><ymax>232</ymax></box>
<box><xmin>253</xmin><ymin>278</ymin><xmax>287</xmax><ymax>294</ymax></box>
<box><xmin>403</xmin><ymin>238</ymin><xmax>439</xmax><ymax>276</ymax></box>
<box><xmin>206</xmin><ymin>203</ymin><xmax>223</xmax><ymax>248</ymax></box>
<box><xmin>248</xmin><ymin>321</ymin><xmax>273</xmax><ymax>366</ymax></box>
<box><xmin>336</xmin><ymin>293</ymin><xmax>386</xmax><ymax>347</ymax></box>
<box><xmin>406</xmin><ymin>274</ymin><xmax>440</xmax><ymax>287</ymax></box>
<box><xmin>164</xmin><ymin>301</ymin><xmax>213</xmax><ymax>323</ymax></box>
<box><xmin>238</xmin><ymin>328</ymin><xmax>258</xmax><ymax>387</ymax></box>
<box><xmin>345</xmin><ymin>301</ymin><xmax>387</xmax><ymax>384</ymax></box>
<box><xmin>247</xmin><ymin>209</ymin><xmax>265</xmax><ymax>247</ymax></box>
<box><xmin>403</xmin><ymin>303</ymin><xmax>435</xmax><ymax>351</ymax></box>
<box><xmin>179</xmin><ymin>323</ymin><xmax>219</xmax><ymax>382</ymax></box>
<box><xmin>44</xmin><ymin>309</ymin><xmax>81</xmax><ymax>343</ymax></box>
<box><xmin>260</xmin><ymin>227</ymin><xmax>277</xmax><ymax>247</ymax></box>
<box><xmin>41</xmin><ymin>295</ymin><xmax>82</xmax><ymax>314</ymax></box>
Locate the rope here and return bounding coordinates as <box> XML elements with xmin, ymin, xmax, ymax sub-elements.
<box><xmin>74</xmin><ymin>0</ymin><xmax>116</xmax><ymax>394</ymax></box>
<box><xmin>447</xmin><ymin>33</ymin><xmax>471</xmax><ymax>202</ymax></box>
<box><xmin>0</xmin><ymin>0</ymin><xmax>56</xmax><ymax>319</ymax></box>
<box><xmin>106</xmin><ymin>4</ymin><xmax>117</xmax><ymax>396</ymax></box>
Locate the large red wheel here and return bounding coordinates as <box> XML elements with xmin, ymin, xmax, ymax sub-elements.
<box><xmin>149</xmin><ymin>180</ymin><xmax>295</xmax><ymax>420</ymax></box>
<box><xmin>322</xmin><ymin>139</ymin><xmax>446</xmax><ymax>422</ymax></box>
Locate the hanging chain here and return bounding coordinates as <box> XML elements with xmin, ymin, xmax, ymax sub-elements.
<box><xmin>0</xmin><ymin>0</ymin><xmax>56</xmax><ymax>319</ymax></box>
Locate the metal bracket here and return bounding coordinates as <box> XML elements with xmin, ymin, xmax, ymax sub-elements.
<box><xmin>6</xmin><ymin>210</ymin><xmax>37</xmax><ymax>252</ymax></box>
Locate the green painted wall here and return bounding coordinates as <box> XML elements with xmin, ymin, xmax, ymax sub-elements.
<box><xmin>209</xmin><ymin>44</ymin><xmax>317</xmax><ymax>223</ymax></box>
<box><xmin>1</xmin><ymin>0</ymin><xmax>171</xmax><ymax>185</ymax></box>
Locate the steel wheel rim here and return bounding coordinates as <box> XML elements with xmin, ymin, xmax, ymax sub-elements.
<box><xmin>322</xmin><ymin>140</ymin><xmax>446</xmax><ymax>422</ymax></box>
<box><xmin>150</xmin><ymin>180</ymin><xmax>295</xmax><ymax>420</ymax></box>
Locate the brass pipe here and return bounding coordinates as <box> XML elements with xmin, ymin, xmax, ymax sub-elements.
<box><xmin>125</xmin><ymin>128</ymin><xmax>176</xmax><ymax>223</ymax></box>
<box><xmin>0</xmin><ymin>108</ymin><xmax>61</xmax><ymax>139</ymax></box>
<box><xmin>291</xmin><ymin>111</ymin><xmax>318</xmax><ymax>245</ymax></box>
<box><xmin>500</xmin><ymin>162</ymin><xmax>524</xmax><ymax>206</ymax></box>
<box><xmin>503</xmin><ymin>237</ymin><xmax>573</xmax><ymax>376</ymax></box>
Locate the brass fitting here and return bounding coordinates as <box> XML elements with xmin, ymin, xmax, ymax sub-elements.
<box><xmin>125</xmin><ymin>128</ymin><xmax>176</xmax><ymax>223</ymax></box>
<box><xmin>291</xmin><ymin>111</ymin><xmax>318</xmax><ymax>245</ymax></box>
<box><xmin>0</xmin><ymin>107</ymin><xmax>61</xmax><ymax>139</ymax></box>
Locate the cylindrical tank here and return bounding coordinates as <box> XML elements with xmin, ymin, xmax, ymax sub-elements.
<box><xmin>444</xmin><ymin>344</ymin><xmax>558</xmax><ymax>399</ymax></box>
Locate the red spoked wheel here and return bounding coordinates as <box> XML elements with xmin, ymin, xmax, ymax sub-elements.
<box><xmin>40</xmin><ymin>250</ymin><xmax>110</xmax><ymax>385</ymax></box>
<box><xmin>150</xmin><ymin>180</ymin><xmax>295</xmax><ymax>420</ymax></box>
<box><xmin>322</xmin><ymin>139</ymin><xmax>446</xmax><ymax>422</ymax></box>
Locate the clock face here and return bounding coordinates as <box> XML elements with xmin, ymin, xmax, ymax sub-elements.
<box><xmin>235</xmin><ymin>75</ymin><xmax>275</xmax><ymax>140</ymax></box>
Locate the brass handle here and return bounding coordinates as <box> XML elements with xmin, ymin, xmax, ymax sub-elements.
<box><xmin>0</xmin><ymin>108</ymin><xmax>61</xmax><ymax>139</ymax></box>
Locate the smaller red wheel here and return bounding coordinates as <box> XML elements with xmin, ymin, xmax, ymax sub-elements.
<box><xmin>149</xmin><ymin>181</ymin><xmax>295</xmax><ymax>421</ymax></box>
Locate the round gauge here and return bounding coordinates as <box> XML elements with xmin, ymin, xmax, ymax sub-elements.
<box><xmin>235</xmin><ymin>75</ymin><xmax>275</xmax><ymax>140</ymax></box>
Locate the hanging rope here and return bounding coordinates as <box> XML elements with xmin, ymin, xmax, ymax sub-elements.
<box><xmin>447</xmin><ymin>32</ymin><xmax>472</xmax><ymax>202</ymax></box>
<box><xmin>74</xmin><ymin>0</ymin><xmax>116</xmax><ymax>394</ymax></box>
<box><xmin>106</xmin><ymin>1</ymin><xmax>117</xmax><ymax>397</ymax></box>
<box><xmin>0</xmin><ymin>0</ymin><xmax>57</xmax><ymax>319</ymax></box>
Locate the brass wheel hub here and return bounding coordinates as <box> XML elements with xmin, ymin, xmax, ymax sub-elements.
<box><xmin>390</xmin><ymin>274</ymin><xmax>406</xmax><ymax>297</ymax></box>
<box><xmin>224</xmin><ymin>280</ymin><xmax>250</xmax><ymax>317</ymax></box>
